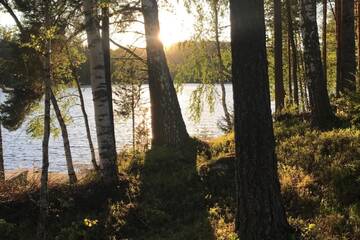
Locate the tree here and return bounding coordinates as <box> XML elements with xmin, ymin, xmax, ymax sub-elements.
<box><xmin>340</xmin><ymin>0</ymin><xmax>356</xmax><ymax>92</ymax></box>
<box><xmin>0</xmin><ymin>124</ymin><xmax>4</xmax><ymax>182</ymax></box>
<box><xmin>84</xmin><ymin>0</ymin><xmax>118</xmax><ymax>183</ymax></box>
<box><xmin>230</xmin><ymin>0</ymin><xmax>291</xmax><ymax>239</ymax></box>
<box><xmin>101</xmin><ymin>4</ymin><xmax>116</xmax><ymax>147</ymax></box>
<box><xmin>274</xmin><ymin>0</ymin><xmax>285</xmax><ymax>112</ymax></box>
<box><xmin>323</xmin><ymin>0</ymin><xmax>327</xmax><ymax>84</ymax></box>
<box><xmin>37</xmin><ymin>2</ymin><xmax>51</xmax><ymax>238</ymax></box>
<box><xmin>66</xmin><ymin>46</ymin><xmax>99</xmax><ymax>171</ymax></box>
<box><xmin>50</xmin><ymin>90</ymin><xmax>77</xmax><ymax>184</ymax></box>
<box><xmin>299</xmin><ymin>0</ymin><xmax>336</xmax><ymax>130</ymax></box>
<box><xmin>141</xmin><ymin>0</ymin><xmax>189</xmax><ymax>147</ymax></box>
<box><xmin>286</xmin><ymin>0</ymin><xmax>299</xmax><ymax>108</ymax></box>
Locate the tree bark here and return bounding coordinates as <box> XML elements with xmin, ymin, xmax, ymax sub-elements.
<box><xmin>287</xmin><ymin>0</ymin><xmax>299</xmax><ymax>108</ymax></box>
<box><xmin>141</xmin><ymin>0</ymin><xmax>189</xmax><ymax>147</ymax></box>
<box><xmin>323</xmin><ymin>0</ymin><xmax>328</xmax><ymax>85</ymax></box>
<box><xmin>336</xmin><ymin>0</ymin><xmax>342</xmax><ymax>96</ymax></box>
<box><xmin>299</xmin><ymin>0</ymin><xmax>336</xmax><ymax>130</ymax></box>
<box><xmin>37</xmin><ymin>3</ymin><xmax>51</xmax><ymax>238</ymax></box>
<box><xmin>358</xmin><ymin>0</ymin><xmax>360</xmax><ymax>89</ymax></box>
<box><xmin>230</xmin><ymin>0</ymin><xmax>291</xmax><ymax>239</ymax></box>
<box><xmin>274</xmin><ymin>0</ymin><xmax>286</xmax><ymax>113</ymax></box>
<box><xmin>288</xmin><ymin>34</ymin><xmax>293</xmax><ymax>103</ymax></box>
<box><xmin>340</xmin><ymin>0</ymin><xmax>356</xmax><ymax>92</ymax></box>
<box><xmin>50</xmin><ymin>90</ymin><xmax>77</xmax><ymax>184</ymax></box>
<box><xmin>84</xmin><ymin>0</ymin><xmax>118</xmax><ymax>183</ymax></box>
<box><xmin>101</xmin><ymin>5</ymin><xmax>116</xmax><ymax>146</ymax></box>
<box><xmin>0</xmin><ymin>124</ymin><xmax>4</xmax><ymax>182</ymax></box>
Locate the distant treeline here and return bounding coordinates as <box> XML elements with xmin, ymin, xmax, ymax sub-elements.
<box><xmin>78</xmin><ymin>41</ymin><xmax>231</xmax><ymax>85</ymax></box>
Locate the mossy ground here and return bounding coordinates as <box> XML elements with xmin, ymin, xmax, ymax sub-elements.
<box><xmin>1</xmin><ymin>103</ymin><xmax>360</xmax><ymax>239</ymax></box>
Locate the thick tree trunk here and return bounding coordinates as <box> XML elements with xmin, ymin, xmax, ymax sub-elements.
<box><xmin>37</xmin><ymin>5</ymin><xmax>51</xmax><ymax>238</ymax></box>
<box><xmin>274</xmin><ymin>0</ymin><xmax>285</xmax><ymax>112</ymax></box>
<box><xmin>300</xmin><ymin>0</ymin><xmax>336</xmax><ymax>130</ymax></box>
<box><xmin>358</xmin><ymin>0</ymin><xmax>360</xmax><ymax>88</ymax></box>
<box><xmin>323</xmin><ymin>0</ymin><xmax>328</xmax><ymax>84</ymax></box>
<box><xmin>50</xmin><ymin>91</ymin><xmax>77</xmax><ymax>184</ymax></box>
<box><xmin>0</xmin><ymin>124</ymin><xmax>4</xmax><ymax>182</ymax></box>
<box><xmin>101</xmin><ymin>6</ymin><xmax>116</xmax><ymax>145</ymax></box>
<box><xmin>341</xmin><ymin>0</ymin><xmax>356</xmax><ymax>92</ymax></box>
<box><xmin>141</xmin><ymin>0</ymin><xmax>189</xmax><ymax>147</ymax></box>
<box><xmin>230</xmin><ymin>0</ymin><xmax>291</xmax><ymax>239</ymax></box>
<box><xmin>287</xmin><ymin>0</ymin><xmax>299</xmax><ymax>107</ymax></box>
<box><xmin>213</xmin><ymin>3</ymin><xmax>232</xmax><ymax>129</ymax></box>
<box><xmin>336</xmin><ymin>0</ymin><xmax>342</xmax><ymax>95</ymax></box>
<box><xmin>84</xmin><ymin>0</ymin><xmax>118</xmax><ymax>183</ymax></box>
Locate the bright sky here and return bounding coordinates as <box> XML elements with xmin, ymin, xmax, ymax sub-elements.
<box><xmin>0</xmin><ymin>1</ymin><xmax>197</xmax><ymax>48</ymax></box>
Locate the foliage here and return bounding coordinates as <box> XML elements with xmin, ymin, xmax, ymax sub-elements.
<box><xmin>0</xmin><ymin>219</ymin><xmax>18</xmax><ymax>240</ymax></box>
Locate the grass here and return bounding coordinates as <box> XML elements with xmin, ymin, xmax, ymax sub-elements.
<box><xmin>2</xmin><ymin>105</ymin><xmax>360</xmax><ymax>239</ymax></box>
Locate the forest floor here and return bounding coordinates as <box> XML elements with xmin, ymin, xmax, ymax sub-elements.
<box><xmin>1</xmin><ymin>106</ymin><xmax>360</xmax><ymax>239</ymax></box>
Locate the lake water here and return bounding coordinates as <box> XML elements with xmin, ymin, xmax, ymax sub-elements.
<box><xmin>3</xmin><ymin>84</ymin><xmax>245</xmax><ymax>172</ymax></box>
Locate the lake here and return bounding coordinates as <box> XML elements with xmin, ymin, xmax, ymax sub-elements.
<box><xmin>2</xmin><ymin>84</ymin><xmax>273</xmax><ymax>172</ymax></box>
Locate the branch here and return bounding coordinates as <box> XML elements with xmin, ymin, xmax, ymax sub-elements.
<box><xmin>110</xmin><ymin>38</ymin><xmax>147</xmax><ymax>65</ymax></box>
<box><xmin>0</xmin><ymin>0</ymin><xmax>24</xmax><ymax>34</ymax></box>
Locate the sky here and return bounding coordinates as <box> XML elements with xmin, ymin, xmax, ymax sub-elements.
<box><xmin>0</xmin><ymin>1</ymin><xmax>197</xmax><ymax>48</ymax></box>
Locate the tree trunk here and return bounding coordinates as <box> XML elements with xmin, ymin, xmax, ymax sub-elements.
<box><xmin>0</xmin><ymin>124</ymin><xmax>4</xmax><ymax>182</ymax></box>
<box><xmin>300</xmin><ymin>0</ymin><xmax>336</xmax><ymax>130</ymax></box>
<box><xmin>101</xmin><ymin>6</ymin><xmax>116</xmax><ymax>145</ymax></box>
<box><xmin>37</xmin><ymin>3</ymin><xmax>51</xmax><ymax>238</ymax></box>
<box><xmin>141</xmin><ymin>0</ymin><xmax>189</xmax><ymax>147</ymax></box>
<box><xmin>230</xmin><ymin>0</ymin><xmax>291</xmax><ymax>239</ymax></box>
<box><xmin>340</xmin><ymin>0</ymin><xmax>356</xmax><ymax>92</ymax></box>
<box><xmin>336</xmin><ymin>0</ymin><xmax>342</xmax><ymax>96</ymax></box>
<box><xmin>50</xmin><ymin>90</ymin><xmax>77</xmax><ymax>184</ymax></box>
<box><xmin>274</xmin><ymin>0</ymin><xmax>285</xmax><ymax>113</ymax></box>
<box><xmin>288</xmin><ymin>34</ymin><xmax>293</xmax><ymax>104</ymax></box>
<box><xmin>70</xmin><ymin>58</ymin><xmax>99</xmax><ymax>171</ymax></box>
<box><xmin>213</xmin><ymin>2</ymin><xmax>232</xmax><ymax>129</ymax></box>
<box><xmin>84</xmin><ymin>0</ymin><xmax>118</xmax><ymax>183</ymax></box>
<box><xmin>358</xmin><ymin>0</ymin><xmax>360</xmax><ymax>89</ymax></box>
<box><xmin>323</xmin><ymin>0</ymin><xmax>328</xmax><ymax>85</ymax></box>
<box><xmin>287</xmin><ymin>0</ymin><xmax>299</xmax><ymax>108</ymax></box>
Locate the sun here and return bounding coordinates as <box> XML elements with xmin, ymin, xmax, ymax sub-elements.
<box><xmin>159</xmin><ymin>30</ymin><xmax>181</xmax><ymax>47</ymax></box>
<box><xmin>158</xmin><ymin>6</ymin><xmax>195</xmax><ymax>47</ymax></box>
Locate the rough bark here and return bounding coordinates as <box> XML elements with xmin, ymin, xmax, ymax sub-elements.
<box><xmin>101</xmin><ymin>6</ymin><xmax>116</xmax><ymax>145</ymax></box>
<box><xmin>141</xmin><ymin>0</ymin><xmax>189</xmax><ymax>147</ymax></box>
<box><xmin>84</xmin><ymin>0</ymin><xmax>118</xmax><ymax>183</ymax></box>
<box><xmin>323</xmin><ymin>0</ymin><xmax>328</xmax><ymax>84</ymax></box>
<box><xmin>274</xmin><ymin>0</ymin><xmax>286</xmax><ymax>112</ymax></box>
<box><xmin>340</xmin><ymin>0</ymin><xmax>356</xmax><ymax>92</ymax></box>
<box><xmin>230</xmin><ymin>0</ymin><xmax>291</xmax><ymax>239</ymax></box>
<box><xmin>0</xmin><ymin>124</ymin><xmax>4</xmax><ymax>182</ymax></box>
<box><xmin>213</xmin><ymin>2</ymin><xmax>232</xmax><ymax>129</ymax></box>
<box><xmin>50</xmin><ymin>90</ymin><xmax>77</xmax><ymax>184</ymax></box>
<box><xmin>299</xmin><ymin>0</ymin><xmax>336</xmax><ymax>130</ymax></box>
<box><xmin>358</xmin><ymin>0</ymin><xmax>360</xmax><ymax>88</ymax></box>
<box><xmin>335</xmin><ymin>0</ymin><xmax>342</xmax><ymax>95</ymax></box>
<box><xmin>37</xmin><ymin>4</ymin><xmax>51</xmax><ymax>238</ymax></box>
<box><xmin>288</xmin><ymin>34</ymin><xmax>293</xmax><ymax>103</ymax></box>
<box><xmin>287</xmin><ymin>0</ymin><xmax>299</xmax><ymax>107</ymax></box>
<box><xmin>66</xmin><ymin>48</ymin><xmax>99</xmax><ymax>171</ymax></box>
